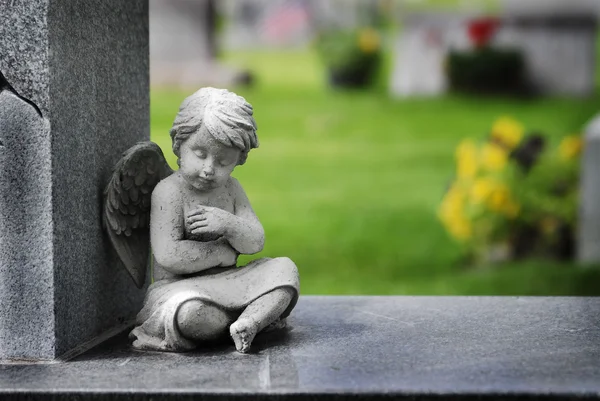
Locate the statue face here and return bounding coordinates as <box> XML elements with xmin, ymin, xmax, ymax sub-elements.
<box><xmin>179</xmin><ymin>125</ymin><xmax>241</xmax><ymax>192</ymax></box>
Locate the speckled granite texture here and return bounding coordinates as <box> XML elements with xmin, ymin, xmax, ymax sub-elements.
<box><xmin>0</xmin><ymin>0</ymin><xmax>50</xmax><ymax>114</ymax></box>
<box><xmin>0</xmin><ymin>89</ymin><xmax>54</xmax><ymax>360</ymax></box>
<box><xmin>0</xmin><ymin>0</ymin><xmax>149</xmax><ymax>360</ymax></box>
<box><xmin>1</xmin><ymin>296</ymin><xmax>600</xmax><ymax>400</ymax></box>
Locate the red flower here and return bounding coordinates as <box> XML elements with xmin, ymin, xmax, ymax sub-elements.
<box><xmin>467</xmin><ymin>17</ymin><xmax>500</xmax><ymax>48</ymax></box>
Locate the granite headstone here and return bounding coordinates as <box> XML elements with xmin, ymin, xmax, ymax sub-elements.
<box><xmin>496</xmin><ymin>0</ymin><xmax>598</xmax><ymax>97</ymax></box>
<box><xmin>0</xmin><ymin>0</ymin><xmax>149</xmax><ymax>361</ymax></box>
<box><xmin>150</xmin><ymin>0</ymin><xmax>216</xmax><ymax>87</ymax></box>
<box><xmin>578</xmin><ymin>114</ymin><xmax>600</xmax><ymax>264</ymax></box>
<box><xmin>390</xmin><ymin>13</ymin><xmax>471</xmax><ymax>97</ymax></box>
<box><xmin>391</xmin><ymin>1</ymin><xmax>598</xmax><ymax>98</ymax></box>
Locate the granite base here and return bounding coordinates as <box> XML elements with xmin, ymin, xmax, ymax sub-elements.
<box><xmin>1</xmin><ymin>296</ymin><xmax>599</xmax><ymax>400</ymax></box>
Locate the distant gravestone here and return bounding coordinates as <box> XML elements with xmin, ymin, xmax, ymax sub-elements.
<box><xmin>390</xmin><ymin>13</ymin><xmax>471</xmax><ymax>97</ymax></box>
<box><xmin>151</xmin><ymin>0</ymin><xmax>222</xmax><ymax>87</ymax></box>
<box><xmin>496</xmin><ymin>13</ymin><xmax>597</xmax><ymax>96</ymax></box>
<box><xmin>151</xmin><ymin>0</ymin><xmax>254</xmax><ymax>88</ymax></box>
<box><xmin>0</xmin><ymin>0</ymin><xmax>148</xmax><ymax>361</ymax></box>
<box><xmin>391</xmin><ymin>1</ymin><xmax>598</xmax><ymax>98</ymax></box>
<box><xmin>578</xmin><ymin>115</ymin><xmax>600</xmax><ymax>264</ymax></box>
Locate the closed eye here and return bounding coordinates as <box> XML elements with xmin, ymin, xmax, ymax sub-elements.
<box><xmin>193</xmin><ymin>149</ymin><xmax>207</xmax><ymax>159</ymax></box>
<box><xmin>218</xmin><ymin>158</ymin><xmax>235</xmax><ymax>167</ymax></box>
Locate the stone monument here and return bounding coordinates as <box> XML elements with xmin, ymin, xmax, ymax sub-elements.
<box><xmin>497</xmin><ymin>0</ymin><xmax>598</xmax><ymax>97</ymax></box>
<box><xmin>0</xmin><ymin>0</ymin><xmax>149</xmax><ymax>361</ymax></box>
<box><xmin>578</xmin><ymin>114</ymin><xmax>600</xmax><ymax>263</ymax></box>
<box><xmin>150</xmin><ymin>0</ymin><xmax>253</xmax><ymax>88</ymax></box>
<box><xmin>390</xmin><ymin>12</ymin><xmax>471</xmax><ymax>97</ymax></box>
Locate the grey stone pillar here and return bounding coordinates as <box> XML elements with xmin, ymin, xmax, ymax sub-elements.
<box><xmin>0</xmin><ymin>0</ymin><xmax>149</xmax><ymax>361</ymax></box>
<box><xmin>578</xmin><ymin>114</ymin><xmax>600</xmax><ymax>263</ymax></box>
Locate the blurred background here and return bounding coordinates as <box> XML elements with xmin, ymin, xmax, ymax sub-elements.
<box><xmin>150</xmin><ymin>0</ymin><xmax>600</xmax><ymax>295</ymax></box>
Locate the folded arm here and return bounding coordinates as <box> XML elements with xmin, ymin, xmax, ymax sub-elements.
<box><xmin>223</xmin><ymin>178</ymin><xmax>265</xmax><ymax>254</ymax></box>
<box><xmin>150</xmin><ymin>178</ymin><xmax>236</xmax><ymax>275</ymax></box>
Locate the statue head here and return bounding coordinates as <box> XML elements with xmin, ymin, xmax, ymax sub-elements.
<box><xmin>170</xmin><ymin>87</ymin><xmax>258</xmax><ymax>167</ymax></box>
<box><xmin>170</xmin><ymin>88</ymin><xmax>258</xmax><ymax>191</ymax></box>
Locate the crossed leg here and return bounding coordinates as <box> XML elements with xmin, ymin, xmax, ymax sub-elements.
<box><xmin>230</xmin><ymin>287</ymin><xmax>294</xmax><ymax>353</ymax></box>
<box><xmin>176</xmin><ymin>300</ymin><xmax>233</xmax><ymax>342</ymax></box>
<box><xmin>176</xmin><ymin>256</ymin><xmax>298</xmax><ymax>352</ymax></box>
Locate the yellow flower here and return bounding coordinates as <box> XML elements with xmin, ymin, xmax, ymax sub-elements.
<box><xmin>438</xmin><ymin>184</ymin><xmax>472</xmax><ymax>241</ymax></box>
<box><xmin>491</xmin><ymin>117</ymin><xmax>524</xmax><ymax>150</ymax></box>
<box><xmin>487</xmin><ymin>184</ymin><xmax>520</xmax><ymax>218</ymax></box>
<box><xmin>448</xmin><ymin>215</ymin><xmax>472</xmax><ymax>241</ymax></box>
<box><xmin>439</xmin><ymin>185</ymin><xmax>463</xmax><ymax>218</ymax></box>
<box><xmin>470</xmin><ymin>177</ymin><xmax>496</xmax><ymax>205</ymax></box>
<box><xmin>357</xmin><ymin>28</ymin><xmax>380</xmax><ymax>54</ymax></box>
<box><xmin>455</xmin><ymin>139</ymin><xmax>478</xmax><ymax>179</ymax></box>
<box><xmin>559</xmin><ymin>135</ymin><xmax>583</xmax><ymax>160</ymax></box>
<box><xmin>470</xmin><ymin>178</ymin><xmax>519</xmax><ymax>218</ymax></box>
<box><xmin>481</xmin><ymin>143</ymin><xmax>508</xmax><ymax>171</ymax></box>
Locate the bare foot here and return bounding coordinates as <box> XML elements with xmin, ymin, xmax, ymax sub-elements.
<box><xmin>229</xmin><ymin>318</ymin><xmax>259</xmax><ymax>353</ymax></box>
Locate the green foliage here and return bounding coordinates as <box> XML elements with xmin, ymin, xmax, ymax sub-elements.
<box><xmin>509</xmin><ymin>153</ymin><xmax>579</xmax><ymax>227</ymax></box>
<box><xmin>440</xmin><ymin>115</ymin><xmax>582</xmax><ymax>264</ymax></box>
<box><xmin>314</xmin><ymin>28</ymin><xmax>382</xmax><ymax>87</ymax></box>
<box><xmin>401</xmin><ymin>0</ymin><xmax>500</xmax><ymax>12</ymax></box>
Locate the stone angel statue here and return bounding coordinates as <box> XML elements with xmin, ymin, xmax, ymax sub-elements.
<box><xmin>103</xmin><ymin>88</ymin><xmax>299</xmax><ymax>353</ymax></box>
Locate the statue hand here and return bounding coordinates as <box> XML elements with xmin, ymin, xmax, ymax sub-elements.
<box><xmin>187</xmin><ymin>206</ymin><xmax>234</xmax><ymax>237</ymax></box>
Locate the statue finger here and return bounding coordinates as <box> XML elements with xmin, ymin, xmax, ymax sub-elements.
<box><xmin>189</xmin><ymin>221</ymin><xmax>209</xmax><ymax>230</ymax></box>
<box><xmin>186</xmin><ymin>208</ymin><xmax>206</xmax><ymax>218</ymax></box>
<box><xmin>190</xmin><ymin>227</ymin><xmax>210</xmax><ymax>235</ymax></box>
<box><xmin>187</xmin><ymin>215</ymin><xmax>207</xmax><ymax>223</ymax></box>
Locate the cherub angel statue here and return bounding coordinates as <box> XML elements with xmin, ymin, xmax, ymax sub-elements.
<box><xmin>103</xmin><ymin>87</ymin><xmax>299</xmax><ymax>353</ymax></box>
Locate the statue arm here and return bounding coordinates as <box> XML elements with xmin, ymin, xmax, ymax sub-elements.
<box><xmin>150</xmin><ymin>178</ymin><xmax>236</xmax><ymax>275</ymax></box>
<box><xmin>223</xmin><ymin>177</ymin><xmax>265</xmax><ymax>255</ymax></box>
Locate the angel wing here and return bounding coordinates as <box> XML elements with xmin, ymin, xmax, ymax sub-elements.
<box><xmin>103</xmin><ymin>142</ymin><xmax>174</xmax><ymax>288</ymax></box>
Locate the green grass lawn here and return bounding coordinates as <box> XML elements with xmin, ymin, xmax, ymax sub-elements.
<box><xmin>151</xmin><ymin>49</ymin><xmax>600</xmax><ymax>295</ymax></box>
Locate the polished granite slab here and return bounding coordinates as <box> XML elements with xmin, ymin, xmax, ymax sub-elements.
<box><xmin>1</xmin><ymin>296</ymin><xmax>599</xmax><ymax>400</ymax></box>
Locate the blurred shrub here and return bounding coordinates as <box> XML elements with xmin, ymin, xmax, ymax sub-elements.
<box><xmin>447</xmin><ymin>48</ymin><xmax>525</xmax><ymax>95</ymax></box>
<box><xmin>447</xmin><ymin>17</ymin><xmax>526</xmax><ymax>95</ymax></box>
<box><xmin>438</xmin><ymin>117</ymin><xmax>582</xmax><ymax>265</ymax></box>
<box><xmin>314</xmin><ymin>27</ymin><xmax>382</xmax><ymax>88</ymax></box>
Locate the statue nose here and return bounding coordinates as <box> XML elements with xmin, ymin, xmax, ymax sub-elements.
<box><xmin>202</xmin><ymin>164</ymin><xmax>215</xmax><ymax>176</ymax></box>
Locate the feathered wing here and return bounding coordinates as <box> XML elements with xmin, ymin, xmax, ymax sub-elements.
<box><xmin>103</xmin><ymin>142</ymin><xmax>174</xmax><ymax>288</ymax></box>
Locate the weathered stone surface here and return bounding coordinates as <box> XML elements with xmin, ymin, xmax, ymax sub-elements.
<box><xmin>578</xmin><ymin>114</ymin><xmax>600</xmax><ymax>263</ymax></box>
<box><xmin>0</xmin><ymin>0</ymin><xmax>149</xmax><ymax>360</ymax></box>
<box><xmin>1</xmin><ymin>296</ymin><xmax>600</xmax><ymax>400</ymax></box>
<box><xmin>47</xmin><ymin>0</ymin><xmax>149</xmax><ymax>358</ymax></box>
<box><xmin>0</xmin><ymin>89</ymin><xmax>53</xmax><ymax>360</ymax></box>
<box><xmin>0</xmin><ymin>0</ymin><xmax>50</xmax><ymax>114</ymax></box>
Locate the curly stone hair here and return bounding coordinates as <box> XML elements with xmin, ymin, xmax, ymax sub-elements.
<box><xmin>170</xmin><ymin>87</ymin><xmax>258</xmax><ymax>166</ymax></box>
